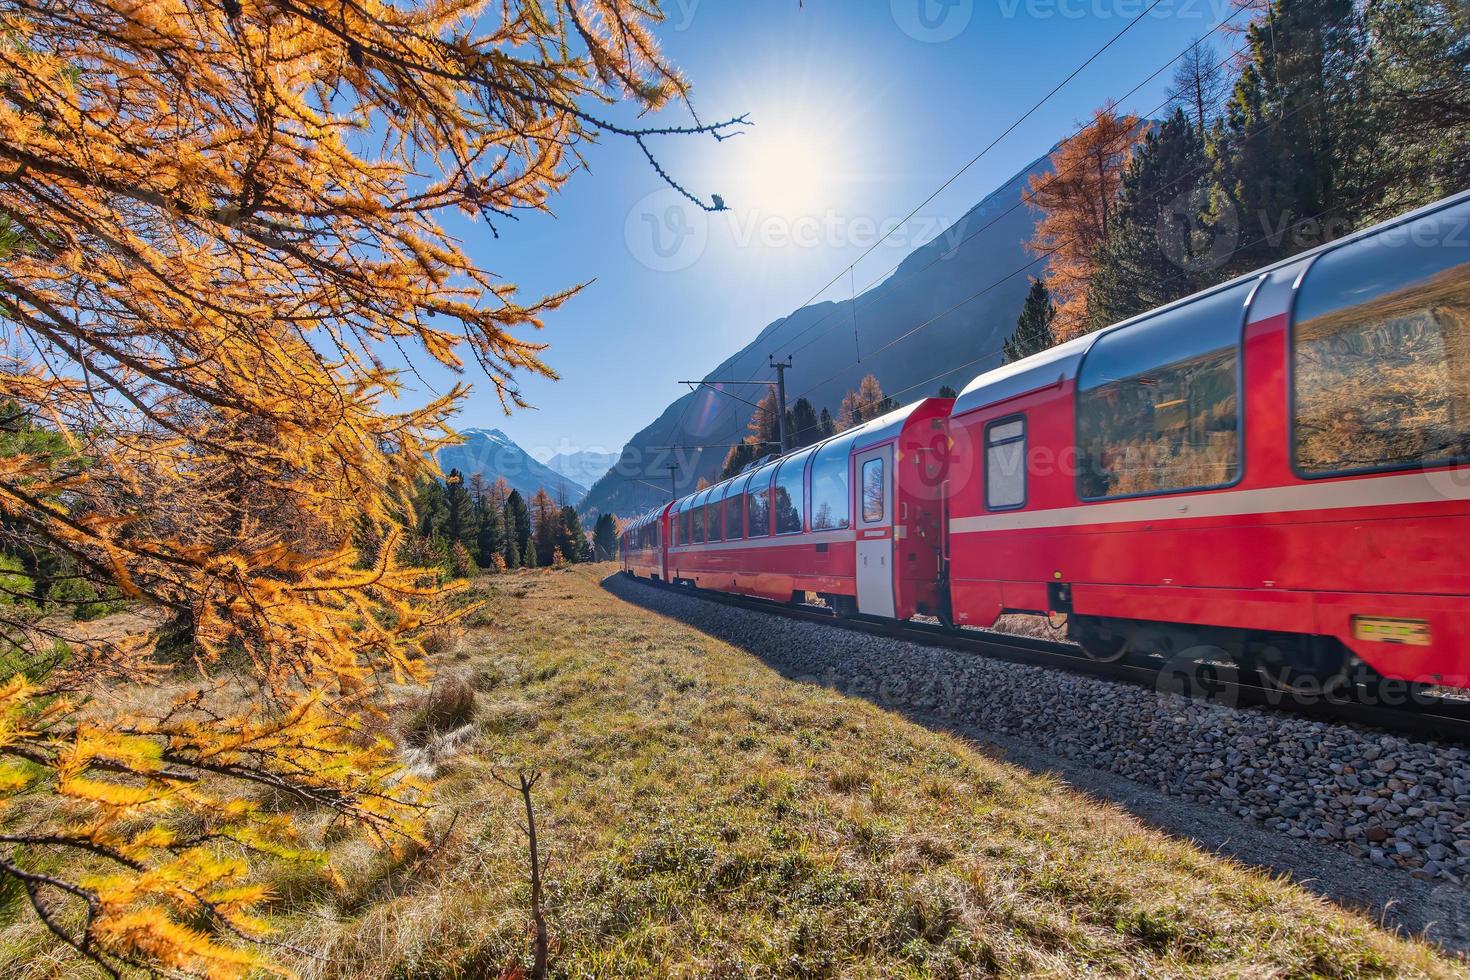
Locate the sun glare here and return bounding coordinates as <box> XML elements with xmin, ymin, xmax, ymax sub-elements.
<box><xmin>731</xmin><ymin>120</ymin><xmax>835</xmax><ymax>220</ymax></box>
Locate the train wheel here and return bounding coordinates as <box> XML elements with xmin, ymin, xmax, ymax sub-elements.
<box><xmin>829</xmin><ymin>594</ymin><xmax>858</xmax><ymax>619</ymax></box>
<box><xmin>1251</xmin><ymin>636</ymin><xmax>1350</xmax><ymax>700</ymax></box>
<box><xmin>1073</xmin><ymin>618</ymin><xmax>1130</xmax><ymax>663</ymax></box>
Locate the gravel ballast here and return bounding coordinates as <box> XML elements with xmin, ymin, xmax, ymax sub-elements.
<box><xmin>605</xmin><ymin>574</ymin><xmax>1470</xmax><ymax>944</ymax></box>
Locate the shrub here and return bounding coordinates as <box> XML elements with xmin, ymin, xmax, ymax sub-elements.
<box><xmin>0</xmin><ymin>554</ymin><xmax>36</xmax><ymax>609</ymax></box>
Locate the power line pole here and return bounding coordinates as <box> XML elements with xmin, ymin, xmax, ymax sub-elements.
<box><xmin>770</xmin><ymin>354</ymin><xmax>792</xmax><ymax>453</ymax></box>
<box><xmin>666</xmin><ymin>462</ymin><xmax>679</xmax><ymax>501</ymax></box>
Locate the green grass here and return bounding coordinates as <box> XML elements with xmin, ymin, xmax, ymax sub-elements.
<box><xmin>2</xmin><ymin>565</ymin><xmax>1460</xmax><ymax>978</ymax></box>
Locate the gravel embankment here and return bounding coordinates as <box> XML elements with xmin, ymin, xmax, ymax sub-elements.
<box><xmin>606</xmin><ymin>576</ymin><xmax>1470</xmax><ymax>891</ymax></box>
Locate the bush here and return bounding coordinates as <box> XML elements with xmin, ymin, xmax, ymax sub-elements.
<box><xmin>448</xmin><ymin>541</ymin><xmax>476</xmax><ymax>580</ymax></box>
<box><xmin>0</xmin><ymin>554</ymin><xmax>36</xmax><ymax>609</ymax></box>
<box><xmin>402</xmin><ymin>671</ymin><xmax>477</xmax><ymax>744</ymax></box>
<box><xmin>45</xmin><ymin>576</ymin><xmax>127</xmax><ymax>621</ymax></box>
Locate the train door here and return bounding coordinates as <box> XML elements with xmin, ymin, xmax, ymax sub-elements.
<box><xmin>854</xmin><ymin>445</ymin><xmax>895</xmax><ymax>618</ymax></box>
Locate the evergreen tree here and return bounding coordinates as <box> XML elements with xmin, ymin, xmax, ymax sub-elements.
<box><xmin>1003</xmin><ymin>279</ymin><xmax>1058</xmax><ymax>364</ymax></box>
<box><xmin>557</xmin><ymin>505</ymin><xmax>586</xmax><ymax>563</ymax></box>
<box><xmin>1089</xmin><ymin>110</ymin><xmax>1216</xmax><ymax>329</ymax></box>
<box><xmin>1214</xmin><ymin>0</ymin><xmax>1369</xmax><ymax>275</ymax></box>
<box><xmin>817</xmin><ymin>407</ymin><xmax>837</xmax><ymax>440</ymax></box>
<box><xmin>413</xmin><ymin>476</ymin><xmax>449</xmax><ymax>538</ymax></box>
<box><xmin>530</xmin><ymin>488</ymin><xmax>562</xmax><ymax>566</ymax></box>
<box><xmin>443</xmin><ymin>468</ymin><xmax>478</xmax><ymax>552</ymax></box>
<box><xmin>502</xmin><ymin>489</ymin><xmax>530</xmax><ymax>568</ymax></box>
<box><xmin>937</xmin><ymin>385</ymin><xmax>959</xmax><ymax>399</ymax></box>
<box><xmin>592</xmin><ymin>513</ymin><xmax>619</xmax><ymax>561</ymax></box>
<box><xmin>474</xmin><ymin>493</ymin><xmax>505</xmax><ymax>569</ymax></box>
<box><xmin>789</xmin><ymin>397</ymin><xmax>820</xmax><ymax>447</ymax></box>
<box><xmin>521</xmin><ymin>535</ymin><xmax>538</xmax><ymax>569</ymax></box>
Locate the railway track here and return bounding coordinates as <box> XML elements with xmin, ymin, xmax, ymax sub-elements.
<box><xmin>629</xmin><ymin>574</ymin><xmax>1470</xmax><ymax>745</ymax></box>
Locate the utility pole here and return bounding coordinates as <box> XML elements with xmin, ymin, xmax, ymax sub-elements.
<box><xmin>666</xmin><ymin>462</ymin><xmax>679</xmax><ymax>501</ymax></box>
<box><xmin>770</xmin><ymin>354</ymin><xmax>792</xmax><ymax>453</ymax></box>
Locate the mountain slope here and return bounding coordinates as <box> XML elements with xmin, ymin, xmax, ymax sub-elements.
<box><xmin>580</xmin><ymin>149</ymin><xmax>1054</xmax><ymax>518</ymax></box>
<box><xmin>544</xmin><ymin>450</ymin><xmax>621</xmax><ymax>491</ymax></box>
<box><xmin>438</xmin><ymin>428</ymin><xmax>587</xmax><ymax>502</ymax></box>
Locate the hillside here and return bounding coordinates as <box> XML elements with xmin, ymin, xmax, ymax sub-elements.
<box><xmin>580</xmin><ymin>149</ymin><xmax>1054</xmax><ymax>518</ymax></box>
<box><xmin>438</xmin><ymin>428</ymin><xmax>588</xmax><ymax>502</ymax></box>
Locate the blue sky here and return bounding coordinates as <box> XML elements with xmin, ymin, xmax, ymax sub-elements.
<box><xmin>410</xmin><ymin>0</ymin><xmax>1236</xmax><ymax>460</ymax></box>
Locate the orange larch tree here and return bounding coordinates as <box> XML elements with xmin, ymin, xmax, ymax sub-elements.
<box><xmin>1025</xmin><ymin>103</ymin><xmax>1145</xmax><ymax>339</ymax></box>
<box><xmin>0</xmin><ymin>0</ymin><xmax>736</xmax><ymax>974</ymax></box>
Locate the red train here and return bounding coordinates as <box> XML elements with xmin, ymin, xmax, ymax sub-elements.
<box><xmin>622</xmin><ymin>192</ymin><xmax>1470</xmax><ymax>692</ymax></box>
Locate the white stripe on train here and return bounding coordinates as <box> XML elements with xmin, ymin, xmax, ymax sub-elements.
<box><xmin>949</xmin><ymin>469</ymin><xmax>1470</xmax><ymax>535</ymax></box>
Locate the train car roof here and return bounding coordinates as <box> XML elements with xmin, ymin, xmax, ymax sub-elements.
<box><xmin>952</xmin><ymin>186</ymin><xmax>1470</xmax><ymax>419</ymax></box>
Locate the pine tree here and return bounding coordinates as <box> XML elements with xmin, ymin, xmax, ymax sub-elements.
<box><xmin>443</xmin><ymin>468</ymin><xmax>478</xmax><ymax>553</ymax></box>
<box><xmin>521</xmin><ymin>536</ymin><xmax>539</xmax><ymax>569</ymax></box>
<box><xmin>1089</xmin><ymin>110</ymin><xmax>1216</xmax><ymax>329</ymax></box>
<box><xmin>818</xmin><ymin>408</ymin><xmax>837</xmax><ymax>440</ymax></box>
<box><xmin>414</xmin><ymin>476</ymin><xmax>449</xmax><ymax>538</ymax></box>
<box><xmin>530</xmin><ymin>488</ymin><xmax>562</xmax><ymax>567</ymax></box>
<box><xmin>789</xmin><ymin>397</ymin><xmax>821</xmax><ymax>447</ymax></box>
<box><xmin>1213</xmin><ymin>0</ymin><xmax>1369</xmax><ymax>274</ymax></box>
<box><xmin>557</xmin><ymin>505</ymin><xmax>586</xmax><ymax>564</ymax></box>
<box><xmin>504</xmin><ymin>489</ymin><xmax>531</xmax><ymax>565</ymax></box>
<box><xmin>593</xmin><ymin>513</ymin><xmax>620</xmax><ymax>561</ymax></box>
<box><xmin>1003</xmin><ymin>279</ymin><xmax>1059</xmax><ymax>363</ymax></box>
<box><xmin>474</xmin><ymin>493</ymin><xmax>505</xmax><ymax>570</ymax></box>
<box><xmin>1169</xmin><ymin>39</ymin><xmax>1229</xmax><ymax>135</ymax></box>
<box><xmin>937</xmin><ymin>385</ymin><xmax>959</xmax><ymax>399</ymax></box>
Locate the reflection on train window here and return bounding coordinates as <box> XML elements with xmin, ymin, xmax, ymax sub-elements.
<box><xmin>810</xmin><ymin>432</ymin><xmax>857</xmax><ymax>530</ymax></box>
<box><xmin>747</xmin><ymin>481</ymin><xmax>771</xmax><ymax>537</ymax></box>
<box><xmin>708</xmin><ymin>490</ymin><xmax>724</xmax><ymax>542</ymax></box>
<box><xmin>861</xmin><ymin>458</ymin><xmax>884</xmax><ymax>523</ymax></box>
<box><xmin>774</xmin><ymin>449</ymin><xmax>812</xmax><ymax>534</ymax></box>
<box><xmin>692</xmin><ymin>497</ymin><xmax>706</xmax><ymax>544</ymax></box>
<box><xmin>1077</xmin><ymin>281</ymin><xmax>1248</xmax><ymax>499</ymax></box>
<box><xmin>1294</xmin><ymin>204</ymin><xmax>1470</xmax><ymax>477</ymax></box>
<box><xmin>986</xmin><ymin>416</ymin><xmax>1026</xmax><ymax>511</ymax></box>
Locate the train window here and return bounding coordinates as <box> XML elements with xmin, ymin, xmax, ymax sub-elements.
<box><xmin>985</xmin><ymin>416</ymin><xmax>1027</xmax><ymax>511</ymax></box>
<box><xmin>774</xmin><ymin>449</ymin><xmax>814</xmax><ymax>534</ymax></box>
<box><xmin>723</xmin><ymin>478</ymin><xmax>746</xmax><ymax>540</ymax></box>
<box><xmin>1076</xmin><ymin>281</ymin><xmax>1249</xmax><ymax>499</ymax></box>
<box><xmin>861</xmin><ymin>457</ymin><xmax>885</xmax><ymax>523</ymax></box>
<box><xmin>691</xmin><ymin>490</ymin><xmax>708</xmax><ymax>544</ymax></box>
<box><xmin>1293</xmin><ymin>202</ymin><xmax>1470</xmax><ymax>477</ymax></box>
<box><xmin>810</xmin><ymin>432</ymin><xmax>857</xmax><ymax>530</ymax></box>
<box><xmin>708</xmin><ymin>483</ymin><xmax>725</xmax><ymax>542</ymax></box>
<box><xmin>747</xmin><ymin>464</ymin><xmax>774</xmax><ymax>538</ymax></box>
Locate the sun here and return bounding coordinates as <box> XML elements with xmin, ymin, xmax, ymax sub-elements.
<box><xmin>730</xmin><ymin>120</ymin><xmax>834</xmax><ymax>220</ymax></box>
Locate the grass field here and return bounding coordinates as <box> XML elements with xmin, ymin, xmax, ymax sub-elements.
<box><xmin>5</xmin><ymin>564</ymin><xmax>1463</xmax><ymax>978</ymax></box>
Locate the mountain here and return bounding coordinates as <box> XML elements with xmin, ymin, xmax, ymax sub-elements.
<box><xmin>543</xmin><ymin>450</ymin><xmax>621</xmax><ymax>491</ymax></box>
<box><xmin>438</xmin><ymin>428</ymin><xmax>587</xmax><ymax>503</ymax></box>
<box><xmin>580</xmin><ymin>148</ymin><xmax>1055</xmax><ymax>519</ymax></box>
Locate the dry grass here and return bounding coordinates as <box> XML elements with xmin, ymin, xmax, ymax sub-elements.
<box><xmin>3</xmin><ymin>565</ymin><xmax>1462</xmax><ymax>978</ymax></box>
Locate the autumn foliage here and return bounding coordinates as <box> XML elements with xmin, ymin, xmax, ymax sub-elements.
<box><xmin>1025</xmin><ymin>104</ymin><xmax>1144</xmax><ymax>339</ymax></box>
<box><xmin>0</xmin><ymin>0</ymin><xmax>721</xmax><ymax>974</ymax></box>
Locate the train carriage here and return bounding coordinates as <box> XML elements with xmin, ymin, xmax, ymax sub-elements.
<box><xmin>619</xmin><ymin>501</ymin><xmax>670</xmax><ymax>581</ymax></box>
<box><xmin>620</xmin><ymin>189</ymin><xmax>1470</xmax><ymax>694</ymax></box>
<box><xmin>947</xmin><ymin>191</ymin><xmax>1470</xmax><ymax>689</ymax></box>
<box><xmin>660</xmin><ymin>398</ymin><xmax>953</xmax><ymax>618</ymax></box>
